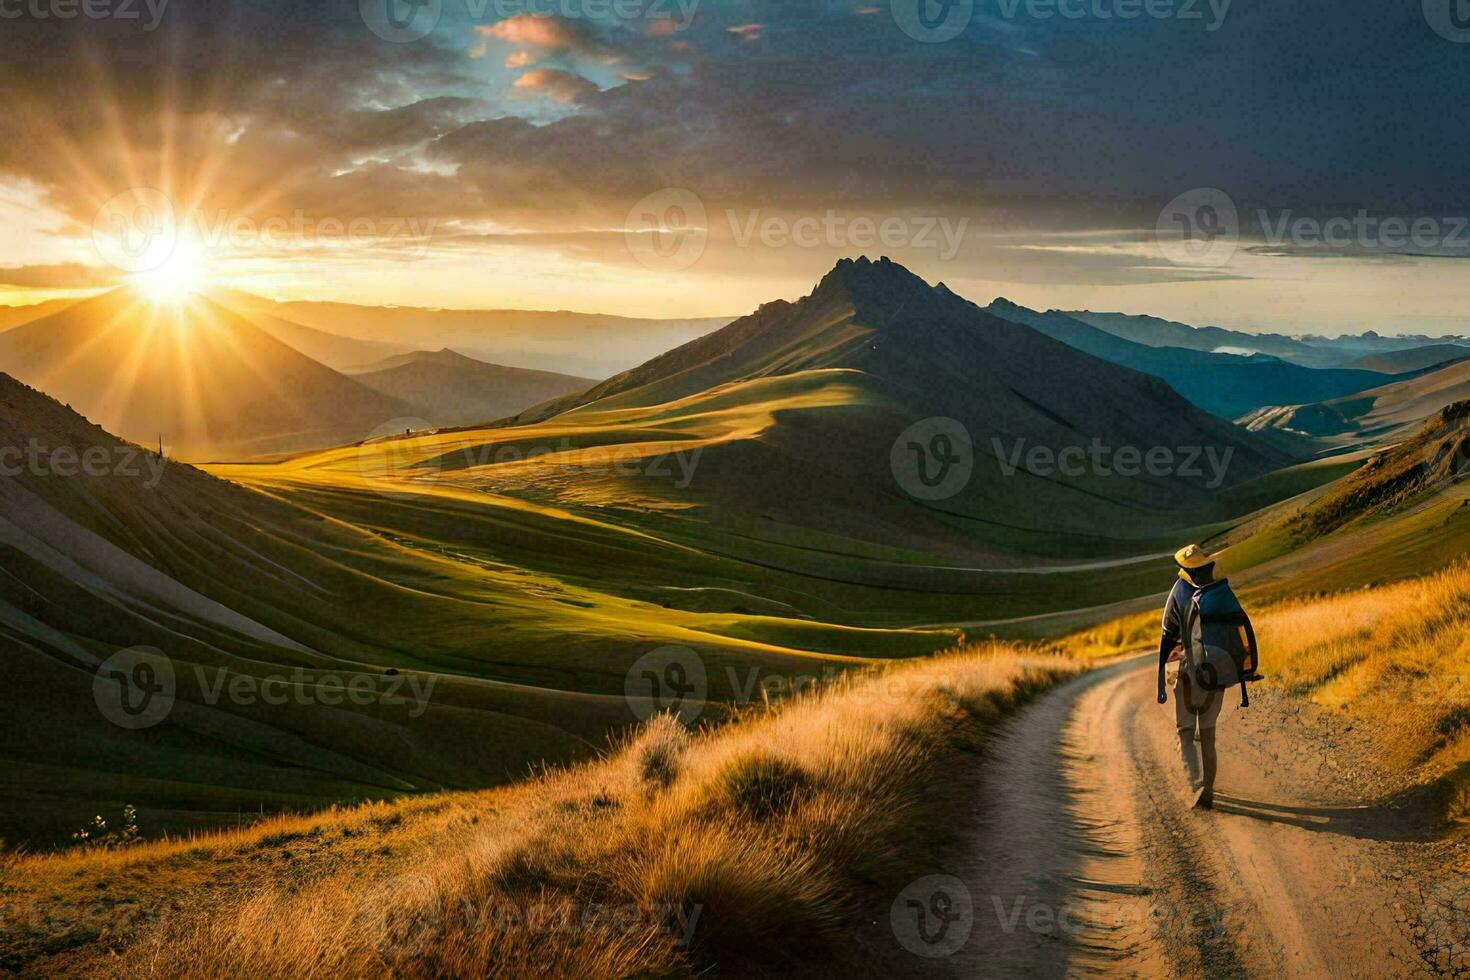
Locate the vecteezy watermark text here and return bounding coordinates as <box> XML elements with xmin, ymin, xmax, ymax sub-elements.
<box><xmin>0</xmin><ymin>0</ymin><xmax>168</xmax><ymax>30</ymax></box>
<box><xmin>891</xmin><ymin>0</ymin><xmax>1228</xmax><ymax>42</ymax></box>
<box><xmin>992</xmin><ymin>438</ymin><xmax>1236</xmax><ymax>490</ymax></box>
<box><xmin>92</xmin><ymin>188</ymin><xmax>438</xmax><ymax>275</ymax></box>
<box><xmin>624</xmin><ymin>189</ymin><xmax>972</xmax><ymax>271</ymax></box>
<box><xmin>360</xmin><ymin>0</ymin><xmax>698</xmax><ymax>43</ymax></box>
<box><xmin>92</xmin><ymin>647</ymin><xmax>437</xmax><ymax>730</ymax></box>
<box><xmin>728</xmin><ymin>210</ymin><xmax>970</xmax><ymax>262</ymax></box>
<box><xmin>993</xmin><ymin>0</ymin><xmax>1230</xmax><ymax>29</ymax></box>
<box><xmin>1</xmin><ymin>441</ymin><xmax>166</xmax><ymax>488</ymax></box>
<box><xmin>1157</xmin><ymin>187</ymin><xmax>1470</xmax><ymax>269</ymax></box>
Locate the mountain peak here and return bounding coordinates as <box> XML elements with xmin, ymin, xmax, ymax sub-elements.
<box><xmin>812</xmin><ymin>256</ymin><xmax>951</xmax><ymax>324</ymax></box>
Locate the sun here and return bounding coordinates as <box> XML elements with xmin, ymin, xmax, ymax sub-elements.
<box><xmin>131</xmin><ymin>238</ymin><xmax>209</xmax><ymax>303</ymax></box>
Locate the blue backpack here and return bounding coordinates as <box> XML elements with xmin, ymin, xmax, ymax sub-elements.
<box><xmin>1183</xmin><ymin>579</ymin><xmax>1261</xmax><ymax>707</ymax></box>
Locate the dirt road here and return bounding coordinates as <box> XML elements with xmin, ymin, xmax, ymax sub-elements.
<box><xmin>940</xmin><ymin>655</ymin><xmax>1460</xmax><ymax>978</ymax></box>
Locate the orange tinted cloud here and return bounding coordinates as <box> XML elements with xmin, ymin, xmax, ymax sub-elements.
<box><xmin>514</xmin><ymin>68</ymin><xmax>598</xmax><ymax>105</ymax></box>
<box><xmin>477</xmin><ymin>15</ymin><xmax>586</xmax><ymax>50</ymax></box>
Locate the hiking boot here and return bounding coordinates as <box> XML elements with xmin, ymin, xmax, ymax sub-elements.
<box><xmin>1192</xmin><ymin>786</ymin><xmax>1214</xmax><ymax>809</ymax></box>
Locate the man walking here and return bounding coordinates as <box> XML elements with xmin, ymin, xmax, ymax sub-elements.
<box><xmin>1156</xmin><ymin>544</ymin><xmax>1251</xmax><ymax>809</ymax></box>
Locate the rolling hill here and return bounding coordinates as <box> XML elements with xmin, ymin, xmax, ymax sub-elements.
<box><xmin>1345</xmin><ymin>344</ymin><xmax>1470</xmax><ymax>374</ymax></box>
<box><xmin>0</xmin><ymin>297</ymin><xmax>76</xmax><ymax>332</ymax></box>
<box><xmin>345</xmin><ymin>348</ymin><xmax>594</xmax><ymax>428</ymax></box>
<box><xmin>217</xmin><ymin>289</ymin><xmax>730</xmax><ymax>378</ymax></box>
<box><xmin>503</xmin><ymin>257</ymin><xmax>1295</xmax><ymax>557</ymax></box>
<box><xmin>0</xmin><ymin>368</ymin><xmax>967</xmax><ymax>846</ymax></box>
<box><xmin>0</xmin><ymin>289</ymin><xmax>421</xmax><ymax>460</ymax></box>
<box><xmin>212</xmin><ymin>295</ymin><xmax>412</xmax><ymax>370</ymax></box>
<box><xmin>986</xmin><ymin>299</ymin><xmax>1394</xmax><ymax>418</ymax></box>
<box><xmin>1242</xmin><ymin>357</ymin><xmax>1470</xmax><ymax>441</ymax></box>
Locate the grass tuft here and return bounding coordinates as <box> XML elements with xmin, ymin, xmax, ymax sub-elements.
<box><xmin>700</xmin><ymin>752</ymin><xmax>812</xmax><ymax>822</ymax></box>
<box><xmin>630</xmin><ymin>713</ymin><xmax>690</xmax><ymax>789</ymax></box>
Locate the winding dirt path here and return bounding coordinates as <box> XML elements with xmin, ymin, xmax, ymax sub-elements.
<box><xmin>942</xmin><ymin>655</ymin><xmax>1451</xmax><ymax>978</ymax></box>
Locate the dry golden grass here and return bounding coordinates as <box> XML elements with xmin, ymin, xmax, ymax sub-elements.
<box><xmin>1068</xmin><ymin>563</ymin><xmax>1470</xmax><ymax>801</ymax></box>
<box><xmin>4</xmin><ymin>644</ymin><xmax>1076</xmax><ymax>978</ymax></box>
<box><xmin>1252</xmin><ymin>565</ymin><xmax>1470</xmax><ymax>782</ymax></box>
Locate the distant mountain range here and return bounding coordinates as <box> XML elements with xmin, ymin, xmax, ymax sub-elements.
<box><xmin>0</xmin><ymin>297</ymin><xmax>75</xmax><ymax>332</ymax></box>
<box><xmin>345</xmin><ymin>348</ymin><xmax>593</xmax><ymax>428</ymax></box>
<box><xmin>986</xmin><ymin>300</ymin><xmax>1396</xmax><ymax>419</ymax></box>
<box><xmin>1243</xmin><ymin>357</ymin><xmax>1470</xmax><ymax>441</ymax></box>
<box><xmin>1062</xmin><ymin>309</ymin><xmax>1470</xmax><ymax>369</ymax></box>
<box><xmin>2</xmin><ymin>275</ymin><xmax>1464</xmax><ymax>469</ymax></box>
<box><xmin>0</xmin><ymin>290</ymin><xmax>418</xmax><ymax>460</ymax></box>
<box><xmin>0</xmin><ymin>292</ymin><xmax>609</xmax><ymax>459</ymax></box>
<box><xmin>1061</xmin><ymin>309</ymin><xmax>1339</xmax><ymax>366</ymax></box>
<box><xmin>220</xmin><ymin>301</ymin><xmax>412</xmax><ymax>370</ymax></box>
<box><xmin>214</xmin><ymin>289</ymin><xmax>731</xmax><ymax>379</ymax></box>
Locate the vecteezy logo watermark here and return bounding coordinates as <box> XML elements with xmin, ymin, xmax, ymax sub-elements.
<box><xmin>357</xmin><ymin>873</ymin><xmax>446</xmax><ymax>960</ymax></box>
<box><xmin>360</xmin><ymin>0</ymin><xmax>443</xmax><ymax>43</ymax></box>
<box><xmin>625</xmin><ymin>189</ymin><xmax>708</xmax><ymax>272</ymax></box>
<box><xmin>624</xmin><ymin>645</ymin><xmax>707</xmax><ymax>723</ymax></box>
<box><xmin>891</xmin><ymin>875</ymin><xmax>974</xmax><ymax>958</ymax></box>
<box><xmin>93</xmin><ymin>188</ymin><xmax>177</xmax><ymax>275</ymax></box>
<box><xmin>1157</xmin><ymin>187</ymin><xmax>1239</xmax><ymax>268</ymax></box>
<box><xmin>0</xmin><ymin>440</ymin><xmax>167</xmax><ymax>488</ymax></box>
<box><xmin>729</xmin><ymin>211</ymin><xmax>970</xmax><ymax>261</ymax></box>
<box><xmin>93</xmin><ymin>647</ymin><xmax>176</xmax><ymax>730</ymax></box>
<box><xmin>1424</xmin><ymin>0</ymin><xmax>1470</xmax><ymax>42</ymax></box>
<box><xmin>0</xmin><ymin>0</ymin><xmax>169</xmax><ymax>30</ymax></box>
<box><xmin>892</xmin><ymin>0</ymin><xmax>975</xmax><ymax>42</ymax></box>
<box><xmin>992</xmin><ymin>439</ymin><xmax>1236</xmax><ymax>489</ymax></box>
<box><xmin>358</xmin><ymin>418</ymin><xmax>443</xmax><ymax>501</ymax></box>
<box><xmin>891</xmin><ymin>418</ymin><xmax>974</xmax><ymax>501</ymax></box>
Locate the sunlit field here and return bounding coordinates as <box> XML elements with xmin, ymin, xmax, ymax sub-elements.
<box><xmin>1</xmin><ymin>645</ymin><xmax>1075</xmax><ymax>977</ymax></box>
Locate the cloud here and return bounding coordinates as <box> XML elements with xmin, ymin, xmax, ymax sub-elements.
<box><xmin>1</xmin><ymin>0</ymin><xmax>1468</xmax><ymax>301</ymax></box>
<box><xmin>513</xmin><ymin>69</ymin><xmax>600</xmax><ymax>106</ymax></box>
<box><xmin>0</xmin><ymin>263</ymin><xmax>119</xmax><ymax>289</ymax></box>
<box><xmin>477</xmin><ymin>14</ymin><xmax>622</xmax><ymax>62</ymax></box>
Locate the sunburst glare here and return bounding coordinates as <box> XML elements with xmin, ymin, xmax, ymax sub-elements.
<box><xmin>130</xmin><ymin>237</ymin><xmax>208</xmax><ymax>304</ymax></box>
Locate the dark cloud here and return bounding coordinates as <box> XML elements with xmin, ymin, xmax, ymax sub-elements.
<box><xmin>1</xmin><ymin>0</ymin><xmax>1467</xmax><ymax>288</ymax></box>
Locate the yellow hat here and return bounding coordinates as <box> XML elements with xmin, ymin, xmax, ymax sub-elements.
<box><xmin>1174</xmin><ymin>544</ymin><xmax>1215</xmax><ymax>570</ymax></box>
